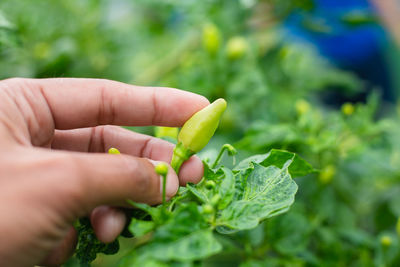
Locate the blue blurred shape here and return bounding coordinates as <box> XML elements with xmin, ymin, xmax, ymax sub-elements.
<box><xmin>284</xmin><ymin>0</ymin><xmax>387</xmax><ymax>67</ymax></box>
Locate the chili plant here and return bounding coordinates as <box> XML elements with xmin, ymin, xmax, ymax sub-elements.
<box><xmin>74</xmin><ymin>99</ymin><xmax>313</xmax><ymax>266</ymax></box>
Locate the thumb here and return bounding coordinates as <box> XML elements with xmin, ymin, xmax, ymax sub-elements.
<box><xmin>55</xmin><ymin>151</ymin><xmax>179</xmax><ymax>215</ymax></box>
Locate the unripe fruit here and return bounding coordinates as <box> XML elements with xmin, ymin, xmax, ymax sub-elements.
<box><xmin>203</xmin><ymin>23</ymin><xmax>221</xmax><ymax>55</ymax></box>
<box><xmin>295</xmin><ymin>99</ymin><xmax>311</xmax><ymax>115</ymax></box>
<box><xmin>178</xmin><ymin>98</ymin><xmax>227</xmax><ymax>153</ymax></box>
<box><xmin>396</xmin><ymin>218</ymin><xmax>400</xmax><ymax>237</ymax></box>
<box><xmin>226</xmin><ymin>36</ymin><xmax>248</xmax><ymax>60</ymax></box>
<box><xmin>380</xmin><ymin>235</ymin><xmax>392</xmax><ymax>247</ymax></box>
<box><xmin>211</xmin><ymin>194</ymin><xmax>221</xmax><ymax>206</ymax></box>
<box><xmin>205</xmin><ymin>180</ymin><xmax>216</xmax><ymax>190</ymax></box>
<box><xmin>155</xmin><ymin>163</ymin><xmax>169</xmax><ymax>176</ymax></box>
<box><xmin>203</xmin><ymin>204</ymin><xmax>214</xmax><ymax>214</ymax></box>
<box><xmin>319</xmin><ymin>165</ymin><xmax>335</xmax><ymax>184</ymax></box>
<box><xmin>171</xmin><ymin>98</ymin><xmax>227</xmax><ymax>174</ymax></box>
<box><xmin>342</xmin><ymin>103</ymin><xmax>355</xmax><ymax>116</ymax></box>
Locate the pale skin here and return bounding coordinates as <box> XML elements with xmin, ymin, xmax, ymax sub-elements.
<box><xmin>0</xmin><ymin>78</ymin><xmax>209</xmax><ymax>266</ymax></box>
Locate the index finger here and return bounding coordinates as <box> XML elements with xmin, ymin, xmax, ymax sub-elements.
<box><xmin>11</xmin><ymin>78</ymin><xmax>209</xmax><ymax>130</ymax></box>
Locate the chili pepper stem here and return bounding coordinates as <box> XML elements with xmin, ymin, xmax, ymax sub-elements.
<box><xmin>155</xmin><ymin>163</ymin><xmax>169</xmax><ymax>208</ymax></box>
<box><xmin>171</xmin><ymin>142</ymin><xmax>195</xmax><ymax>174</ymax></box>
<box><xmin>211</xmin><ymin>147</ymin><xmax>226</xmax><ymax>169</ymax></box>
<box><xmin>162</xmin><ymin>173</ymin><xmax>167</xmax><ymax>204</ymax></box>
<box><xmin>211</xmin><ymin>144</ymin><xmax>237</xmax><ymax>169</ymax></box>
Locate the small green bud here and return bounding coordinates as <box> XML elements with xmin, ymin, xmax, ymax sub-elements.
<box><xmin>203</xmin><ymin>204</ymin><xmax>214</xmax><ymax>214</ymax></box>
<box><xmin>205</xmin><ymin>180</ymin><xmax>216</xmax><ymax>190</ymax></box>
<box><xmin>342</xmin><ymin>103</ymin><xmax>355</xmax><ymax>116</ymax></box>
<box><xmin>295</xmin><ymin>99</ymin><xmax>311</xmax><ymax>115</ymax></box>
<box><xmin>179</xmin><ymin>98</ymin><xmax>227</xmax><ymax>153</ymax></box>
<box><xmin>203</xmin><ymin>23</ymin><xmax>221</xmax><ymax>55</ymax></box>
<box><xmin>396</xmin><ymin>218</ymin><xmax>400</xmax><ymax>237</ymax></box>
<box><xmin>319</xmin><ymin>165</ymin><xmax>335</xmax><ymax>184</ymax></box>
<box><xmin>108</xmin><ymin>148</ymin><xmax>120</xmax><ymax>154</ymax></box>
<box><xmin>222</xmin><ymin>144</ymin><xmax>237</xmax><ymax>156</ymax></box>
<box><xmin>226</xmin><ymin>36</ymin><xmax>248</xmax><ymax>60</ymax></box>
<box><xmin>380</xmin><ymin>235</ymin><xmax>392</xmax><ymax>247</ymax></box>
<box><xmin>211</xmin><ymin>194</ymin><xmax>221</xmax><ymax>206</ymax></box>
<box><xmin>155</xmin><ymin>163</ymin><xmax>169</xmax><ymax>176</ymax></box>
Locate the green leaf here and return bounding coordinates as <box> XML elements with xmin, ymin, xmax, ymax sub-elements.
<box><xmin>153</xmin><ymin>203</ymin><xmax>208</xmax><ymax>241</ymax></box>
<box><xmin>260</xmin><ymin>149</ymin><xmax>315</xmax><ymax>177</ymax></box>
<box><xmin>0</xmin><ymin>11</ymin><xmax>14</xmax><ymax>29</ymax></box>
<box><xmin>216</xmin><ymin>163</ymin><xmax>298</xmax><ymax>233</ymax></box>
<box><xmin>119</xmin><ymin>255</ymin><xmax>169</xmax><ymax>267</ymax></box>
<box><xmin>234</xmin><ymin>154</ymin><xmax>269</xmax><ymax>171</ymax></box>
<box><xmin>186</xmin><ymin>166</ymin><xmax>235</xmax><ymax>210</ymax></box>
<box><xmin>268</xmin><ymin>212</ymin><xmax>312</xmax><ymax>255</ymax></box>
<box><xmin>120</xmin><ymin>230</ymin><xmax>220</xmax><ymax>265</ymax></box>
<box><xmin>217</xmin><ymin>167</ymin><xmax>236</xmax><ymax>209</ymax></box>
<box><xmin>127</xmin><ymin>200</ymin><xmax>163</xmax><ymax>222</ymax></box>
<box><xmin>129</xmin><ymin>218</ymin><xmax>155</xmax><ymax>238</ymax></box>
<box><xmin>186</xmin><ymin>182</ymin><xmax>209</xmax><ymax>203</ymax></box>
<box><xmin>148</xmin><ymin>230</ymin><xmax>222</xmax><ymax>261</ymax></box>
<box><xmin>75</xmin><ymin>217</ymin><xmax>119</xmax><ymax>266</ymax></box>
<box><xmin>234</xmin><ymin>149</ymin><xmax>315</xmax><ymax>177</ymax></box>
<box><xmin>203</xmin><ymin>161</ymin><xmax>225</xmax><ymax>181</ymax></box>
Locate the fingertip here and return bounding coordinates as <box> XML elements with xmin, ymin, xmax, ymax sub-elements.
<box><xmin>90</xmin><ymin>206</ymin><xmax>126</xmax><ymax>244</ymax></box>
<box><xmin>165</xmin><ymin>164</ymin><xmax>179</xmax><ymax>198</ymax></box>
<box><xmin>197</xmin><ymin>94</ymin><xmax>211</xmax><ymax>107</ymax></box>
<box><xmin>179</xmin><ymin>156</ymin><xmax>204</xmax><ymax>186</ymax></box>
<box><xmin>149</xmin><ymin>160</ymin><xmax>179</xmax><ymax>199</ymax></box>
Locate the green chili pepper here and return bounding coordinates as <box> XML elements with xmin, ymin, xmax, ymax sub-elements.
<box><xmin>171</xmin><ymin>98</ymin><xmax>227</xmax><ymax>173</ymax></box>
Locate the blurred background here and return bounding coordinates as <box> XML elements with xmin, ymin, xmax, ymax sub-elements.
<box><xmin>1</xmin><ymin>0</ymin><xmax>400</xmax><ymax>266</ymax></box>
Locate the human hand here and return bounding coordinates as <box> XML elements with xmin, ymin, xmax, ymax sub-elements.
<box><xmin>0</xmin><ymin>78</ymin><xmax>209</xmax><ymax>266</ymax></box>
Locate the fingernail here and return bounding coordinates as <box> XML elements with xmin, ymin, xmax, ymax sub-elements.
<box><xmin>91</xmin><ymin>206</ymin><xmax>126</xmax><ymax>244</ymax></box>
<box><xmin>102</xmin><ymin>210</ymin><xmax>126</xmax><ymax>242</ymax></box>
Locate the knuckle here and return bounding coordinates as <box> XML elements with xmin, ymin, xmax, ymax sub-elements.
<box><xmin>100</xmin><ymin>125</ymin><xmax>117</xmax><ymax>142</ymax></box>
<box><xmin>88</xmin><ymin>126</ymin><xmax>106</xmax><ymax>152</ymax></box>
<box><xmin>1</xmin><ymin>78</ymin><xmax>34</xmax><ymax>92</ymax></box>
<box><xmin>2</xmin><ymin>77</ymin><xmax>25</xmax><ymax>85</ymax></box>
<box><xmin>54</xmin><ymin>155</ymin><xmax>87</xmax><ymax>208</ymax></box>
<box><xmin>97</xmin><ymin>84</ymin><xmax>116</xmax><ymax>125</ymax></box>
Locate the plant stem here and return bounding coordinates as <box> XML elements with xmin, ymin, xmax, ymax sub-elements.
<box><xmin>212</xmin><ymin>146</ymin><xmax>226</xmax><ymax>169</ymax></box>
<box><xmin>212</xmin><ymin>144</ymin><xmax>237</xmax><ymax>169</ymax></box>
<box><xmin>162</xmin><ymin>173</ymin><xmax>167</xmax><ymax>204</ymax></box>
<box><xmin>171</xmin><ymin>142</ymin><xmax>195</xmax><ymax>174</ymax></box>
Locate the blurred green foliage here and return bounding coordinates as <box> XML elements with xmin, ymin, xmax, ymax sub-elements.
<box><xmin>1</xmin><ymin>0</ymin><xmax>400</xmax><ymax>266</ymax></box>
